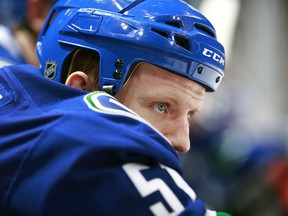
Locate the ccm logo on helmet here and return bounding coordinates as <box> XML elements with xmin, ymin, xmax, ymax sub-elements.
<box><xmin>202</xmin><ymin>48</ymin><xmax>225</xmax><ymax>67</ymax></box>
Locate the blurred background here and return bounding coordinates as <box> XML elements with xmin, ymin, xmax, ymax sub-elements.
<box><xmin>1</xmin><ymin>0</ymin><xmax>288</xmax><ymax>215</ymax></box>
<box><xmin>182</xmin><ymin>0</ymin><xmax>288</xmax><ymax>215</ymax></box>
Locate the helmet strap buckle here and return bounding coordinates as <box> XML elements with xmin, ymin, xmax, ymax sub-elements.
<box><xmin>102</xmin><ymin>85</ymin><xmax>115</xmax><ymax>95</ymax></box>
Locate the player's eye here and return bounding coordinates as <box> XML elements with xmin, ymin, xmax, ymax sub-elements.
<box><xmin>152</xmin><ymin>103</ymin><xmax>166</xmax><ymax>113</ymax></box>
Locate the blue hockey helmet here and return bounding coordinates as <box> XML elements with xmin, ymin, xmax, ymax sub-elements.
<box><xmin>36</xmin><ymin>0</ymin><xmax>225</xmax><ymax>93</ymax></box>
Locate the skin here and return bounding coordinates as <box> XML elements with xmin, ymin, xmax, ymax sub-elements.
<box><xmin>66</xmin><ymin>62</ymin><xmax>206</xmax><ymax>153</ymax></box>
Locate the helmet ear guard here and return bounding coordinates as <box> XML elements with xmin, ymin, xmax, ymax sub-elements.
<box><xmin>37</xmin><ymin>0</ymin><xmax>225</xmax><ymax>93</ymax></box>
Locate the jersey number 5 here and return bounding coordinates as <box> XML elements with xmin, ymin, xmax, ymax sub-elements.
<box><xmin>122</xmin><ymin>163</ymin><xmax>197</xmax><ymax>216</ymax></box>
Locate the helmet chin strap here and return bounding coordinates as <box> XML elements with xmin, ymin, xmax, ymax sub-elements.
<box><xmin>102</xmin><ymin>85</ymin><xmax>115</xmax><ymax>96</ymax></box>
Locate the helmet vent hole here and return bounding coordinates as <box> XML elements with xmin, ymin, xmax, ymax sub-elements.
<box><xmin>164</xmin><ymin>21</ymin><xmax>182</xmax><ymax>29</ymax></box>
<box><xmin>174</xmin><ymin>35</ymin><xmax>190</xmax><ymax>51</ymax></box>
<box><xmin>194</xmin><ymin>23</ymin><xmax>215</xmax><ymax>38</ymax></box>
<box><xmin>150</xmin><ymin>28</ymin><xmax>169</xmax><ymax>39</ymax></box>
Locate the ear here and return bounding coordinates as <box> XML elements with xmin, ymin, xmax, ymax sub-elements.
<box><xmin>65</xmin><ymin>71</ymin><xmax>92</xmax><ymax>91</ymax></box>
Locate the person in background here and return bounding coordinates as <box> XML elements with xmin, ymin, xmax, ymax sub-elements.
<box><xmin>0</xmin><ymin>0</ymin><xmax>56</xmax><ymax>67</ymax></box>
<box><xmin>0</xmin><ymin>0</ymin><xmax>230</xmax><ymax>215</ymax></box>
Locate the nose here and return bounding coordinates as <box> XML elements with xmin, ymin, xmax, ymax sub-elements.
<box><xmin>164</xmin><ymin>117</ymin><xmax>190</xmax><ymax>153</ymax></box>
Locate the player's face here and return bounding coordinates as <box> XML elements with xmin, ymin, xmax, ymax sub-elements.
<box><xmin>115</xmin><ymin>62</ymin><xmax>205</xmax><ymax>153</ymax></box>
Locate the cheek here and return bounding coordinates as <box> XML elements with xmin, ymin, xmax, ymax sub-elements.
<box><xmin>115</xmin><ymin>88</ymin><xmax>137</xmax><ymax>110</ymax></box>
<box><xmin>138</xmin><ymin>110</ymin><xmax>168</xmax><ymax>134</ymax></box>
<box><xmin>118</xmin><ymin>95</ymin><xmax>167</xmax><ymax>134</ymax></box>
<box><xmin>150</xmin><ymin>121</ymin><xmax>167</xmax><ymax>135</ymax></box>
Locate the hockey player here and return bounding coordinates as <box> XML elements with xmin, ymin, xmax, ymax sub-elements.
<box><xmin>0</xmin><ymin>0</ymin><xmax>229</xmax><ymax>215</ymax></box>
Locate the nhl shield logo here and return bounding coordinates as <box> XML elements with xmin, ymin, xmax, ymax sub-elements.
<box><xmin>44</xmin><ymin>61</ymin><xmax>57</xmax><ymax>79</ymax></box>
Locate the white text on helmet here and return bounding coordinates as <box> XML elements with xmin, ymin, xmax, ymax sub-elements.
<box><xmin>202</xmin><ymin>48</ymin><xmax>225</xmax><ymax>67</ymax></box>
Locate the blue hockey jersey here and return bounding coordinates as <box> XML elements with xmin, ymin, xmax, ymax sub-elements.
<box><xmin>0</xmin><ymin>64</ymin><xmax>223</xmax><ymax>216</ymax></box>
